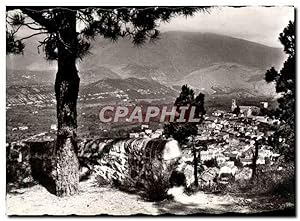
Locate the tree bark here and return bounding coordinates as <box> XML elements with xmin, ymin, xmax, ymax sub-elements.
<box><xmin>192</xmin><ymin>137</ymin><xmax>199</xmax><ymax>187</ymax></box>
<box><xmin>251</xmin><ymin>142</ymin><xmax>259</xmax><ymax>181</ymax></box>
<box><xmin>54</xmin><ymin>61</ymin><xmax>80</xmax><ymax>196</ymax></box>
<box><xmin>53</xmin><ymin>10</ymin><xmax>80</xmax><ymax>197</ymax></box>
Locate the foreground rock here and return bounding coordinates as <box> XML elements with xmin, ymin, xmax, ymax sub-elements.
<box><xmin>7</xmin><ymin>138</ymin><xmax>182</xmax><ymax>201</ymax></box>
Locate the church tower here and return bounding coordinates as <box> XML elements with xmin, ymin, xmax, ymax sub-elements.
<box><xmin>231</xmin><ymin>99</ymin><xmax>237</xmax><ymax>112</ymax></box>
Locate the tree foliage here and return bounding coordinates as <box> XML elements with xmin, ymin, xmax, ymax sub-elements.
<box><xmin>232</xmin><ymin>105</ymin><xmax>240</xmax><ymax>115</ymax></box>
<box><xmin>164</xmin><ymin>85</ymin><xmax>206</xmax><ymax>145</ymax></box>
<box><xmin>265</xmin><ymin>21</ymin><xmax>295</xmax><ymax>161</ymax></box>
<box><xmin>6</xmin><ymin>7</ymin><xmax>211</xmax><ymax>196</ymax></box>
<box><xmin>6</xmin><ymin>7</ymin><xmax>210</xmax><ymax>60</ymax></box>
<box><xmin>164</xmin><ymin>85</ymin><xmax>206</xmax><ymax>188</ymax></box>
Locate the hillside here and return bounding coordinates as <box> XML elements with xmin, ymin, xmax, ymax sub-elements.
<box><xmin>176</xmin><ymin>63</ymin><xmax>276</xmax><ymax>97</ymax></box>
<box><xmin>80</xmin><ymin>77</ymin><xmax>177</xmax><ymax>101</ymax></box>
<box><xmin>6</xmin><ymin>68</ymin><xmax>121</xmax><ymax>86</ymax></box>
<box><xmin>6</xmin><ymin>31</ymin><xmax>285</xmax><ymax>98</ymax></box>
<box><xmin>7</xmin><ymin>32</ymin><xmax>284</xmax><ymax>78</ymax></box>
<box><xmin>79</xmin><ymin>67</ymin><xmax>121</xmax><ymax>85</ymax></box>
<box><xmin>7</xmin><ymin>78</ymin><xmax>177</xmax><ymax>106</ymax></box>
<box><xmin>78</xmin><ymin>32</ymin><xmax>285</xmax><ymax>81</ymax></box>
<box><xmin>6</xmin><ymin>69</ymin><xmax>56</xmax><ymax>86</ymax></box>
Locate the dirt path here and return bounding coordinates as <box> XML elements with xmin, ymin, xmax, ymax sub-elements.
<box><xmin>7</xmin><ymin>180</ymin><xmax>157</xmax><ymax>216</ymax></box>
<box><xmin>6</xmin><ymin>180</ymin><xmax>293</xmax><ymax>216</ymax></box>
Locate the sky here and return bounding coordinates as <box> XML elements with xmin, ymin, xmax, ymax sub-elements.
<box><xmin>11</xmin><ymin>6</ymin><xmax>294</xmax><ymax>48</ymax></box>
<box><xmin>159</xmin><ymin>6</ymin><xmax>294</xmax><ymax>47</ymax></box>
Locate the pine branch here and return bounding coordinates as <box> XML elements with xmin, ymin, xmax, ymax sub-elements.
<box><xmin>19</xmin><ymin>31</ymin><xmax>48</xmax><ymax>41</ymax></box>
<box><xmin>20</xmin><ymin>8</ymin><xmax>54</xmax><ymax>31</ymax></box>
<box><xmin>23</xmin><ymin>23</ymin><xmax>47</xmax><ymax>31</ymax></box>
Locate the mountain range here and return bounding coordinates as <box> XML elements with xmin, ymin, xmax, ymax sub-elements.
<box><xmin>6</xmin><ymin>31</ymin><xmax>285</xmax><ymax>100</ymax></box>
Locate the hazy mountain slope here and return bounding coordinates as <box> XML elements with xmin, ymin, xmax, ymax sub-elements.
<box><xmin>176</xmin><ymin>63</ymin><xmax>276</xmax><ymax>97</ymax></box>
<box><xmin>80</xmin><ymin>32</ymin><xmax>285</xmax><ymax>80</ymax></box>
<box><xmin>79</xmin><ymin>67</ymin><xmax>121</xmax><ymax>85</ymax></box>
<box><xmin>6</xmin><ymin>31</ymin><xmax>284</xmax><ymax>98</ymax></box>
<box><xmin>81</xmin><ymin>78</ymin><xmax>177</xmax><ymax>100</ymax></box>
<box><xmin>7</xmin><ymin>32</ymin><xmax>285</xmax><ymax>80</ymax></box>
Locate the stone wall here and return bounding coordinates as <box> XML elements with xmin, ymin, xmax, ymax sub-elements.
<box><xmin>7</xmin><ymin>137</ymin><xmax>182</xmax><ymax>196</ymax></box>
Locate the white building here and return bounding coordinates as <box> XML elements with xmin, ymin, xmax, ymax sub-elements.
<box><xmin>151</xmin><ymin>133</ymin><xmax>161</xmax><ymax>139</ymax></box>
<box><xmin>50</xmin><ymin>124</ymin><xmax>58</xmax><ymax>131</ymax></box>
<box><xmin>129</xmin><ymin>133</ymin><xmax>139</xmax><ymax>138</ymax></box>
<box><xmin>141</xmin><ymin>124</ymin><xmax>149</xmax><ymax>130</ymax></box>
<box><xmin>145</xmin><ymin>129</ymin><xmax>153</xmax><ymax>135</ymax></box>
<box><xmin>260</xmin><ymin>102</ymin><xmax>269</xmax><ymax>109</ymax></box>
<box><xmin>18</xmin><ymin>126</ymin><xmax>28</xmax><ymax>131</ymax></box>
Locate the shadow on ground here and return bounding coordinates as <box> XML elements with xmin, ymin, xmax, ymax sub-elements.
<box><xmin>154</xmin><ymin>198</ymin><xmax>295</xmax><ymax>216</ymax></box>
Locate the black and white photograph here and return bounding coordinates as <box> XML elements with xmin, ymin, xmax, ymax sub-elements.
<box><xmin>5</xmin><ymin>5</ymin><xmax>295</xmax><ymax>216</ymax></box>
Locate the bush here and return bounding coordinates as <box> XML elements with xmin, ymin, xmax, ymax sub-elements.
<box><xmin>169</xmin><ymin>171</ymin><xmax>186</xmax><ymax>187</ymax></box>
<box><xmin>142</xmin><ymin>159</ymin><xmax>174</xmax><ymax>201</ymax></box>
<box><xmin>255</xmin><ymin>163</ymin><xmax>294</xmax><ymax>197</ymax></box>
<box><xmin>117</xmin><ymin>159</ymin><xmax>174</xmax><ymax>202</ymax></box>
<box><xmin>225</xmin><ymin>162</ymin><xmax>295</xmax><ymax>198</ymax></box>
<box><xmin>203</xmin><ymin>158</ymin><xmax>218</xmax><ymax>168</ymax></box>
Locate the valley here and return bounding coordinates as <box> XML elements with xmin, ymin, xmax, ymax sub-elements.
<box><xmin>6</xmin><ymin>31</ymin><xmax>282</xmax><ymax>143</ymax></box>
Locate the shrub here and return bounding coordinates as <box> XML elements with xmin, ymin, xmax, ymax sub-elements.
<box><xmin>203</xmin><ymin>158</ymin><xmax>218</xmax><ymax>168</ymax></box>
<box><xmin>142</xmin><ymin>159</ymin><xmax>175</xmax><ymax>201</ymax></box>
<box><xmin>225</xmin><ymin>162</ymin><xmax>295</xmax><ymax>198</ymax></box>
<box><xmin>169</xmin><ymin>170</ymin><xmax>186</xmax><ymax>187</ymax></box>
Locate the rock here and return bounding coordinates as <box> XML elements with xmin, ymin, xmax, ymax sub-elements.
<box><xmin>183</xmin><ymin>165</ymin><xmax>195</xmax><ymax>188</ymax></box>
<box><xmin>231</xmin><ymin>166</ymin><xmax>238</xmax><ymax>175</ymax></box>
<box><xmin>235</xmin><ymin>167</ymin><xmax>252</xmax><ymax>181</ymax></box>
<box><xmin>79</xmin><ymin>166</ymin><xmax>90</xmax><ymax>180</ymax></box>
<box><xmin>22</xmin><ymin>176</ymin><xmax>34</xmax><ymax>183</ymax></box>
<box><xmin>162</xmin><ymin>139</ymin><xmax>181</xmax><ymax>161</ymax></box>
<box><xmin>98</xmin><ymin>142</ymin><xmax>107</xmax><ymax>154</ymax></box>
<box><xmin>167</xmin><ymin>186</ymin><xmax>185</xmax><ymax>198</ymax></box>
<box><xmin>219</xmin><ymin>166</ymin><xmax>232</xmax><ymax>175</ymax></box>
<box><xmin>91</xmin><ymin>138</ymin><xmax>181</xmax><ymax>194</ymax></box>
<box><xmin>200</xmin><ymin>167</ymin><xmax>219</xmax><ymax>184</ymax></box>
<box><xmin>94</xmin><ymin>173</ymin><xmax>111</xmax><ymax>186</ymax></box>
<box><xmin>224</xmin><ymin>161</ymin><xmax>235</xmax><ymax>168</ymax></box>
<box><xmin>216</xmin><ymin>155</ymin><xmax>226</xmax><ymax>167</ymax></box>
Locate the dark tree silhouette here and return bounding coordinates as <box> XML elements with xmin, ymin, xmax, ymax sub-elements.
<box><xmin>265</xmin><ymin>21</ymin><xmax>295</xmax><ymax>162</ymax></box>
<box><xmin>232</xmin><ymin>105</ymin><xmax>240</xmax><ymax>115</ymax></box>
<box><xmin>164</xmin><ymin>85</ymin><xmax>206</xmax><ymax>187</ymax></box>
<box><xmin>164</xmin><ymin>85</ymin><xmax>206</xmax><ymax>144</ymax></box>
<box><xmin>6</xmin><ymin>6</ymin><xmax>210</xmax><ymax>196</ymax></box>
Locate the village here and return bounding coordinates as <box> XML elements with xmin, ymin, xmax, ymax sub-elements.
<box><xmin>6</xmin><ymin>97</ymin><xmax>283</xmax><ymax>194</ymax></box>
<box><xmin>122</xmin><ymin>99</ymin><xmax>282</xmax><ymax>190</ymax></box>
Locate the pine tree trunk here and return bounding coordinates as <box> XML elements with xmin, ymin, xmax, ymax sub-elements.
<box><xmin>53</xmin><ymin>10</ymin><xmax>80</xmax><ymax>197</ymax></box>
<box><xmin>192</xmin><ymin>137</ymin><xmax>199</xmax><ymax>187</ymax></box>
<box><xmin>54</xmin><ymin>61</ymin><xmax>80</xmax><ymax>196</ymax></box>
<box><xmin>251</xmin><ymin>142</ymin><xmax>259</xmax><ymax>181</ymax></box>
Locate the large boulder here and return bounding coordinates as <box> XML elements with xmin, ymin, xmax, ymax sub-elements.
<box><xmin>91</xmin><ymin>138</ymin><xmax>182</xmax><ymax>193</ymax></box>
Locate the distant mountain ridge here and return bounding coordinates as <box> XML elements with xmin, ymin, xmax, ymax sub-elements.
<box><xmin>7</xmin><ymin>31</ymin><xmax>285</xmax><ymax>98</ymax></box>
<box><xmin>79</xmin><ymin>31</ymin><xmax>285</xmax><ymax>81</ymax></box>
